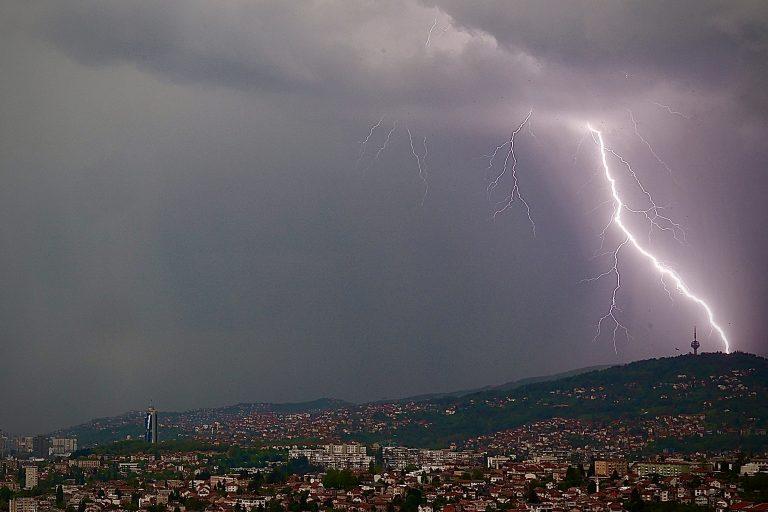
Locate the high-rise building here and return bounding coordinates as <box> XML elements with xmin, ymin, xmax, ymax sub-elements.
<box><xmin>145</xmin><ymin>407</ymin><xmax>158</xmax><ymax>444</ymax></box>
<box><xmin>24</xmin><ymin>466</ymin><xmax>38</xmax><ymax>490</ymax></box>
<box><xmin>32</xmin><ymin>436</ymin><xmax>50</xmax><ymax>458</ymax></box>
<box><xmin>0</xmin><ymin>431</ymin><xmax>8</xmax><ymax>457</ymax></box>
<box><xmin>15</xmin><ymin>436</ymin><xmax>34</xmax><ymax>454</ymax></box>
<box><xmin>51</xmin><ymin>438</ymin><xmax>77</xmax><ymax>456</ymax></box>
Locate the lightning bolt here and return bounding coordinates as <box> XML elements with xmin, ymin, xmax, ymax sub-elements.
<box><xmin>485</xmin><ymin>110</ymin><xmax>536</xmax><ymax>235</ymax></box>
<box><xmin>357</xmin><ymin>116</ymin><xmax>384</xmax><ymax>167</ymax></box>
<box><xmin>581</xmin><ymin>237</ymin><xmax>631</xmax><ymax>353</ymax></box>
<box><xmin>652</xmin><ymin>102</ymin><xmax>691</xmax><ymax>120</ymax></box>
<box><xmin>586</xmin><ymin>124</ymin><xmax>731</xmax><ymax>354</ymax></box>
<box><xmin>603</xmin><ymin>147</ymin><xmax>687</xmax><ymax>244</ymax></box>
<box><xmin>425</xmin><ymin>18</ymin><xmax>438</xmax><ymax>47</ymax></box>
<box><xmin>371</xmin><ymin>120</ymin><xmax>398</xmax><ymax>166</ymax></box>
<box><xmin>407</xmin><ymin>125</ymin><xmax>429</xmax><ymax>206</ymax></box>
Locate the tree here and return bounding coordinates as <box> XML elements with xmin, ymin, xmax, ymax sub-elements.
<box><xmin>559</xmin><ymin>466</ymin><xmax>584</xmax><ymax>490</ymax></box>
<box><xmin>402</xmin><ymin>488</ymin><xmax>423</xmax><ymax>512</ymax></box>
<box><xmin>56</xmin><ymin>485</ymin><xmax>64</xmax><ymax>507</ymax></box>
<box><xmin>322</xmin><ymin>470</ymin><xmax>358</xmax><ymax>490</ymax></box>
<box><xmin>0</xmin><ymin>487</ymin><xmax>13</xmax><ymax>503</ymax></box>
<box><xmin>626</xmin><ymin>488</ymin><xmax>644</xmax><ymax>512</ymax></box>
<box><xmin>525</xmin><ymin>486</ymin><xmax>540</xmax><ymax>504</ymax></box>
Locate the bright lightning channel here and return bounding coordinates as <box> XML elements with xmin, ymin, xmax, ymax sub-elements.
<box><xmin>587</xmin><ymin>124</ymin><xmax>731</xmax><ymax>355</ymax></box>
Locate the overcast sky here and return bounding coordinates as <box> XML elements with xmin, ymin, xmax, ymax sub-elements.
<box><xmin>1</xmin><ymin>1</ymin><xmax>766</xmax><ymax>434</ymax></box>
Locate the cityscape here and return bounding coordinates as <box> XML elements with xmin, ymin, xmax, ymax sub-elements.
<box><xmin>2</xmin><ymin>351</ymin><xmax>767</xmax><ymax>512</ymax></box>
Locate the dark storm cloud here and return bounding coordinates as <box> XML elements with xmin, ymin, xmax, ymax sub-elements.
<box><xmin>428</xmin><ymin>0</ymin><xmax>768</xmax><ymax>114</ymax></box>
<box><xmin>0</xmin><ymin>0</ymin><xmax>766</xmax><ymax>433</ymax></box>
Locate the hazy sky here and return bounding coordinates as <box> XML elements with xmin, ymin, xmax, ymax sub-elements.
<box><xmin>1</xmin><ymin>1</ymin><xmax>766</xmax><ymax>434</ymax></box>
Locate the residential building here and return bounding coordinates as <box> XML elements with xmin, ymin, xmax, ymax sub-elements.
<box><xmin>51</xmin><ymin>438</ymin><xmax>77</xmax><ymax>456</ymax></box>
<box><xmin>24</xmin><ymin>466</ymin><xmax>38</xmax><ymax>490</ymax></box>
<box><xmin>633</xmin><ymin>462</ymin><xmax>692</xmax><ymax>477</ymax></box>
<box><xmin>32</xmin><ymin>436</ymin><xmax>50</xmax><ymax>458</ymax></box>
<box><xmin>595</xmin><ymin>460</ymin><xmax>628</xmax><ymax>477</ymax></box>
<box><xmin>10</xmin><ymin>498</ymin><xmax>37</xmax><ymax>512</ymax></box>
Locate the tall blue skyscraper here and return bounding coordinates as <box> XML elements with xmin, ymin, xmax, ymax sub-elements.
<box><xmin>145</xmin><ymin>407</ymin><xmax>158</xmax><ymax>444</ymax></box>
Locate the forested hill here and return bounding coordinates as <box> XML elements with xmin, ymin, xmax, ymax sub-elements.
<box><xmin>53</xmin><ymin>352</ymin><xmax>767</xmax><ymax>449</ymax></box>
<box><xmin>370</xmin><ymin>351</ymin><xmax>768</xmax><ymax>446</ymax></box>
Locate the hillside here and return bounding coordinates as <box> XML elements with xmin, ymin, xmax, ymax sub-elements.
<box><xmin>54</xmin><ymin>398</ymin><xmax>350</xmax><ymax>447</ymax></box>
<box><xmin>367</xmin><ymin>352</ymin><xmax>768</xmax><ymax>446</ymax></box>
<box><xmin>54</xmin><ymin>352</ymin><xmax>768</xmax><ymax>450</ymax></box>
<box><xmin>389</xmin><ymin>364</ymin><xmax>613</xmax><ymax>402</ymax></box>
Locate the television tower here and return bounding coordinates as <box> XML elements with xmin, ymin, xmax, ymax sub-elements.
<box><xmin>691</xmin><ymin>327</ymin><xmax>700</xmax><ymax>356</ymax></box>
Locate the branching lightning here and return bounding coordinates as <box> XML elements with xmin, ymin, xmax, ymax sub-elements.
<box><xmin>357</xmin><ymin>118</ymin><xmax>429</xmax><ymax>205</ymax></box>
<box><xmin>586</xmin><ymin>124</ymin><xmax>731</xmax><ymax>355</ymax></box>
<box><xmin>371</xmin><ymin>121</ymin><xmax>398</xmax><ymax>165</ymax></box>
<box><xmin>627</xmin><ymin>109</ymin><xmax>673</xmax><ymax>175</ymax></box>
<box><xmin>484</xmin><ymin>110</ymin><xmax>536</xmax><ymax>235</ymax></box>
<box><xmin>357</xmin><ymin>116</ymin><xmax>384</xmax><ymax>167</ymax></box>
<box><xmin>652</xmin><ymin>102</ymin><xmax>691</xmax><ymax>120</ymax></box>
<box><xmin>603</xmin><ymin>147</ymin><xmax>687</xmax><ymax>245</ymax></box>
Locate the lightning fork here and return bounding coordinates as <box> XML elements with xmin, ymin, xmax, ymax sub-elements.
<box><xmin>603</xmin><ymin>146</ymin><xmax>687</xmax><ymax>244</ymax></box>
<box><xmin>485</xmin><ymin>110</ymin><xmax>536</xmax><ymax>235</ymax></box>
<box><xmin>357</xmin><ymin>116</ymin><xmax>384</xmax><ymax>167</ymax></box>
<box><xmin>652</xmin><ymin>102</ymin><xmax>691</xmax><ymax>120</ymax></box>
<box><xmin>587</xmin><ymin>124</ymin><xmax>731</xmax><ymax>354</ymax></box>
<box><xmin>367</xmin><ymin>120</ymin><xmax>398</xmax><ymax>171</ymax></box>
<box><xmin>581</xmin><ymin>237</ymin><xmax>631</xmax><ymax>354</ymax></box>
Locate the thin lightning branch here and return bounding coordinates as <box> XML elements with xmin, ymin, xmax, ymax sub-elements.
<box><xmin>581</xmin><ymin>237</ymin><xmax>631</xmax><ymax>354</ymax></box>
<box><xmin>368</xmin><ymin>121</ymin><xmax>398</xmax><ymax>170</ymax></box>
<box><xmin>487</xmin><ymin>110</ymin><xmax>532</xmax><ymax>195</ymax></box>
<box><xmin>587</xmin><ymin>124</ymin><xmax>731</xmax><ymax>354</ymax></box>
<box><xmin>652</xmin><ymin>102</ymin><xmax>691</xmax><ymax>120</ymax></box>
<box><xmin>627</xmin><ymin>109</ymin><xmax>673</xmax><ymax>175</ymax></box>
<box><xmin>357</xmin><ymin>116</ymin><xmax>384</xmax><ymax>167</ymax></box>
<box><xmin>425</xmin><ymin>18</ymin><xmax>438</xmax><ymax>47</ymax></box>
<box><xmin>604</xmin><ymin>147</ymin><xmax>687</xmax><ymax>244</ymax></box>
<box><xmin>485</xmin><ymin>110</ymin><xmax>536</xmax><ymax>235</ymax></box>
<box><xmin>407</xmin><ymin>126</ymin><xmax>429</xmax><ymax>206</ymax></box>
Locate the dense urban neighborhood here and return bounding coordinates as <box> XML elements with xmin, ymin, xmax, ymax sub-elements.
<box><xmin>3</xmin><ymin>354</ymin><xmax>767</xmax><ymax>512</ymax></box>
